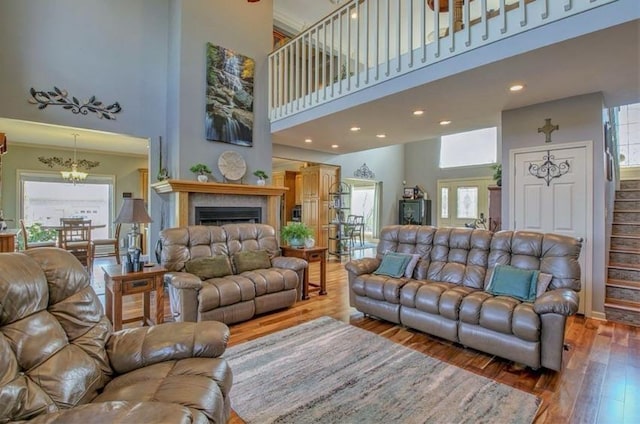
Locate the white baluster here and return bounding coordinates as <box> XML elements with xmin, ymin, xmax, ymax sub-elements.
<box><xmin>481</xmin><ymin>0</ymin><xmax>488</xmax><ymax>40</ymax></box>
<box><xmin>520</xmin><ymin>0</ymin><xmax>527</xmax><ymax>27</ymax></box>
<box><xmin>421</xmin><ymin>0</ymin><xmax>427</xmax><ymax>63</ymax></box>
<box><xmin>500</xmin><ymin>0</ymin><xmax>507</xmax><ymax>34</ymax></box>
<box><xmin>541</xmin><ymin>0</ymin><xmax>549</xmax><ymax>19</ymax></box>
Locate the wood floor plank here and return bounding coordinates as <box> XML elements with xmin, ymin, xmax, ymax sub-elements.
<box><xmin>92</xmin><ymin>256</ymin><xmax>639</xmax><ymax>424</ymax></box>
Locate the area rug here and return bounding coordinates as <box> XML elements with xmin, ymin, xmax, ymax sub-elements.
<box><xmin>225</xmin><ymin>316</ymin><xmax>541</xmax><ymax>424</ymax></box>
<box><xmin>349</xmin><ymin>241</ymin><xmax>377</xmax><ymax>251</ymax></box>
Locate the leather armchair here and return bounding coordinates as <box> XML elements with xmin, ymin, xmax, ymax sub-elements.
<box><xmin>0</xmin><ymin>248</ymin><xmax>232</xmax><ymax>423</ymax></box>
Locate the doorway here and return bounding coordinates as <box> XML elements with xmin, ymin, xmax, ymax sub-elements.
<box><xmin>510</xmin><ymin>141</ymin><xmax>593</xmax><ymax>316</ymax></box>
<box><xmin>343</xmin><ymin>178</ymin><xmax>381</xmax><ymax>240</ymax></box>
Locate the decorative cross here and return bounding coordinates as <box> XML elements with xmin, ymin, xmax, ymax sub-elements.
<box><xmin>538</xmin><ymin>118</ymin><xmax>559</xmax><ymax>143</ymax></box>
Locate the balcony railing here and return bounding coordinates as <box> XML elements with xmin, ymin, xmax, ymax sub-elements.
<box><xmin>268</xmin><ymin>0</ymin><xmax>616</xmax><ymax>122</ymax></box>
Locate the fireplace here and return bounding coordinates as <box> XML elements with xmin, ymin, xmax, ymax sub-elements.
<box><xmin>195</xmin><ymin>206</ymin><xmax>262</xmax><ymax>226</ymax></box>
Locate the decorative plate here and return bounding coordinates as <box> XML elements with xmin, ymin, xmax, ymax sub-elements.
<box><xmin>218</xmin><ymin>150</ymin><xmax>247</xmax><ymax>181</ymax></box>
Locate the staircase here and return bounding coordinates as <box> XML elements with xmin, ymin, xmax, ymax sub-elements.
<box><xmin>606</xmin><ymin>179</ymin><xmax>640</xmax><ymax>326</ymax></box>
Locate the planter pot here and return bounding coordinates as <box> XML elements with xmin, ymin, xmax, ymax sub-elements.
<box><xmin>288</xmin><ymin>237</ymin><xmax>304</xmax><ymax>248</ymax></box>
<box><xmin>304</xmin><ymin>237</ymin><xmax>315</xmax><ymax>248</ymax></box>
<box><xmin>197</xmin><ymin>174</ymin><xmax>208</xmax><ymax>183</ymax></box>
<box><xmin>256</xmin><ymin>178</ymin><xmax>266</xmax><ymax>186</ymax></box>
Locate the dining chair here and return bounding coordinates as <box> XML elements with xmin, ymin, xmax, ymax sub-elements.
<box><xmin>60</xmin><ymin>220</ymin><xmax>93</xmax><ymax>274</ymax></box>
<box><xmin>18</xmin><ymin>219</ymin><xmax>57</xmax><ymax>250</ymax></box>
<box><xmin>91</xmin><ymin>222</ymin><xmax>122</xmax><ymax>264</ymax></box>
<box><xmin>346</xmin><ymin>215</ymin><xmax>364</xmax><ymax>248</ymax></box>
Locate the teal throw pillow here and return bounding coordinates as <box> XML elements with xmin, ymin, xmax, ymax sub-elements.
<box><xmin>373</xmin><ymin>252</ymin><xmax>411</xmax><ymax>278</ymax></box>
<box><xmin>486</xmin><ymin>264</ymin><xmax>539</xmax><ymax>302</ymax></box>
<box><xmin>185</xmin><ymin>256</ymin><xmax>232</xmax><ymax>280</ymax></box>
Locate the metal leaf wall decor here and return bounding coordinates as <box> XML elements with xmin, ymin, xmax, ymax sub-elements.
<box><xmin>353</xmin><ymin>163</ymin><xmax>376</xmax><ymax>179</ymax></box>
<box><xmin>38</xmin><ymin>156</ymin><xmax>100</xmax><ymax>170</ymax></box>
<box><xmin>528</xmin><ymin>151</ymin><xmax>570</xmax><ymax>186</ymax></box>
<box><xmin>28</xmin><ymin>87</ymin><xmax>122</xmax><ymax>120</ymax></box>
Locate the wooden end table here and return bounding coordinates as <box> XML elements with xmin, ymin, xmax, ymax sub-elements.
<box><xmin>102</xmin><ymin>264</ymin><xmax>167</xmax><ymax>331</ymax></box>
<box><xmin>281</xmin><ymin>246</ymin><xmax>328</xmax><ymax>300</ymax></box>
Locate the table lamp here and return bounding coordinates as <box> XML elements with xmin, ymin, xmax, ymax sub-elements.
<box><xmin>114</xmin><ymin>198</ymin><xmax>152</xmax><ymax>256</ymax></box>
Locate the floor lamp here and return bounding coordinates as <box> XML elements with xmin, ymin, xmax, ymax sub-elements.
<box><xmin>114</xmin><ymin>198</ymin><xmax>152</xmax><ymax>258</ymax></box>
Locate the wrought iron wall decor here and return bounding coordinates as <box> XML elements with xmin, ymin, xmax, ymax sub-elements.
<box><xmin>28</xmin><ymin>87</ymin><xmax>122</xmax><ymax>120</ymax></box>
<box><xmin>38</xmin><ymin>156</ymin><xmax>100</xmax><ymax>170</ymax></box>
<box><xmin>528</xmin><ymin>150</ymin><xmax>570</xmax><ymax>186</ymax></box>
<box><xmin>353</xmin><ymin>163</ymin><xmax>375</xmax><ymax>179</ymax></box>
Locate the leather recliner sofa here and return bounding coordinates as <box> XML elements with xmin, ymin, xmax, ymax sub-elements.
<box><xmin>0</xmin><ymin>248</ymin><xmax>232</xmax><ymax>423</ymax></box>
<box><xmin>160</xmin><ymin>223</ymin><xmax>307</xmax><ymax>324</ymax></box>
<box><xmin>345</xmin><ymin>225</ymin><xmax>582</xmax><ymax>371</ymax></box>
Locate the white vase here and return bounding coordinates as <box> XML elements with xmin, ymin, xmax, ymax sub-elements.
<box><xmin>257</xmin><ymin>178</ymin><xmax>266</xmax><ymax>186</ymax></box>
<box><xmin>197</xmin><ymin>174</ymin><xmax>208</xmax><ymax>182</ymax></box>
<box><xmin>304</xmin><ymin>237</ymin><xmax>315</xmax><ymax>248</ymax></box>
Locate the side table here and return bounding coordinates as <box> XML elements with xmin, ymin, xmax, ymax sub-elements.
<box><xmin>102</xmin><ymin>264</ymin><xmax>167</xmax><ymax>331</ymax></box>
<box><xmin>281</xmin><ymin>246</ymin><xmax>328</xmax><ymax>300</ymax></box>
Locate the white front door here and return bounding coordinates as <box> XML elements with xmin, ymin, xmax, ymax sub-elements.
<box><xmin>511</xmin><ymin>143</ymin><xmax>591</xmax><ymax>314</ymax></box>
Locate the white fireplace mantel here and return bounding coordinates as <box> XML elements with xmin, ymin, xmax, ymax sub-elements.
<box><xmin>151</xmin><ymin>179</ymin><xmax>288</xmax><ymax>228</ymax></box>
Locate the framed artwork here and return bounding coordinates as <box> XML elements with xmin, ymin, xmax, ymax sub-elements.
<box><xmin>403</xmin><ymin>188</ymin><xmax>414</xmax><ymax>199</ymax></box>
<box><xmin>205</xmin><ymin>43</ymin><xmax>255</xmax><ymax>147</ymax></box>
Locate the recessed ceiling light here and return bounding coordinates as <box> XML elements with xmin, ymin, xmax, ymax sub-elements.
<box><xmin>509</xmin><ymin>84</ymin><xmax>524</xmax><ymax>92</ymax></box>
<box><xmin>440</xmin><ymin>120</ymin><xmax>451</xmax><ymax>126</ymax></box>
<box><xmin>331</xmin><ymin>144</ymin><xmax>339</xmax><ymax>149</ymax></box>
<box><xmin>413</xmin><ymin>110</ymin><xmax>424</xmax><ymax>116</ymax></box>
<box><xmin>351</xmin><ymin>12</ymin><xmax>358</xmax><ymax>19</ymax></box>
<box><xmin>350</xmin><ymin>126</ymin><xmax>361</xmax><ymax>132</ymax></box>
<box><xmin>304</xmin><ymin>138</ymin><xmax>312</xmax><ymax>143</ymax></box>
<box><xmin>376</xmin><ymin>134</ymin><xmax>386</xmax><ymax>138</ymax></box>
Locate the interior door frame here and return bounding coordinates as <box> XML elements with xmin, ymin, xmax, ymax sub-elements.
<box><xmin>508</xmin><ymin>140</ymin><xmax>594</xmax><ymax>318</ymax></box>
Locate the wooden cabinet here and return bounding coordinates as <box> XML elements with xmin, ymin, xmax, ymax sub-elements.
<box><xmin>273</xmin><ymin>170</ymin><xmax>299</xmax><ymax>223</ymax></box>
<box><xmin>488</xmin><ymin>186</ymin><xmax>502</xmax><ymax>231</ymax></box>
<box><xmin>301</xmin><ymin>165</ymin><xmax>340</xmax><ymax>248</ymax></box>
<box><xmin>295</xmin><ymin>174</ymin><xmax>302</xmax><ymax>205</ymax></box>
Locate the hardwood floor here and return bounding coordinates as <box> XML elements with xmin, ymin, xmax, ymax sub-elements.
<box><xmin>100</xmin><ymin>251</ymin><xmax>640</xmax><ymax>424</ymax></box>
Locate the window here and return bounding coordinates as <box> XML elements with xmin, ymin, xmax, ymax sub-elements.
<box><xmin>440</xmin><ymin>127</ymin><xmax>497</xmax><ymax>168</ymax></box>
<box><xmin>441</xmin><ymin>187</ymin><xmax>449</xmax><ymax>218</ymax></box>
<box><xmin>19</xmin><ymin>171</ymin><xmax>115</xmax><ymax>239</ymax></box>
<box><xmin>456</xmin><ymin>187</ymin><xmax>478</xmax><ymax>219</ymax></box>
<box><xmin>618</xmin><ymin>102</ymin><xmax>640</xmax><ymax>167</ymax></box>
<box><xmin>437</xmin><ymin>177</ymin><xmax>492</xmax><ymax>228</ymax></box>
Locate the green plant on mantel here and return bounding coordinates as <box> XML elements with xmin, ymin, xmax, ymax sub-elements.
<box><xmin>281</xmin><ymin>222</ymin><xmax>313</xmax><ymax>247</ymax></box>
<box><xmin>253</xmin><ymin>170</ymin><xmax>269</xmax><ymax>180</ymax></box>
<box><xmin>190</xmin><ymin>163</ymin><xmax>212</xmax><ymax>175</ymax></box>
<box><xmin>491</xmin><ymin>164</ymin><xmax>502</xmax><ymax>186</ymax></box>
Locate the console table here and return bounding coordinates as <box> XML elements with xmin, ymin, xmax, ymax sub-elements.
<box><xmin>0</xmin><ymin>230</ymin><xmax>18</xmax><ymax>252</ymax></box>
<box><xmin>281</xmin><ymin>246</ymin><xmax>327</xmax><ymax>300</ymax></box>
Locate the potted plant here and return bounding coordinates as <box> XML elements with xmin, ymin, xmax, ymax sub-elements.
<box><xmin>281</xmin><ymin>222</ymin><xmax>313</xmax><ymax>248</ymax></box>
<box><xmin>491</xmin><ymin>164</ymin><xmax>502</xmax><ymax>187</ymax></box>
<box><xmin>253</xmin><ymin>170</ymin><xmax>269</xmax><ymax>186</ymax></box>
<box><xmin>190</xmin><ymin>163</ymin><xmax>212</xmax><ymax>182</ymax></box>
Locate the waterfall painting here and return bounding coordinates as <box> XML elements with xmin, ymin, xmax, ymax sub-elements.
<box><xmin>205</xmin><ymin>43</ymin><xmax>254</xmax><ymax>147</ymax></box>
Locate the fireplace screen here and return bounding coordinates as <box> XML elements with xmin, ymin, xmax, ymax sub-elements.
<box><xmin>195</xmin><ymin>207</ymin><xmax>261</xmax><ymax>226</ymax></box>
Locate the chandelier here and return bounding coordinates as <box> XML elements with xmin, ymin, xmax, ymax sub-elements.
<box><xmin>61</xmin><ymin>133</ymin><xmax>88</xmax><ymax>185</ymax></box>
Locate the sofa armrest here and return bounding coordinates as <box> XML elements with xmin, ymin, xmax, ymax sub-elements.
<box><xmin>165</xmin><ymin>271</ymin><xmax>202</xmax><ymax>289</ymax></box>
<box><xmin>533</xmin><ymin>288</ymin><xmax>579</xmax><ymax>316</ymax></box>
<box><xmin>345</xmin><ymin>257</ymin><xmax>381</xmax><ymax>276</ymax></box>
<box><xmin>107</xmin><ymin>321</ymin><xmax>229</xmax><ymax>374</ymax></box>
<box><xmin>272</xmin><ymin>256</ymin><xmax>308</xmax><ymax>272</ymax></box>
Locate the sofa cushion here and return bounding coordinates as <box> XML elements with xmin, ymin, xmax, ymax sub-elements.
<box><xmin>232</xmin><ymin>250</ymin><xmax>272</xmax><ymax>274</ymax></box>
<box><xmin>352</xmin><ymin>274</ymin><xmax>408</xmax><ymax>304</ymax></box>
<box><xmin>185</xmin><ymin>256</ymin><xmax>232</xmax><ymax>280</ymax></box>
<box><xmin>374</xmin><ymin>252</ymin><xmax>411</xmax><ymax>277</ymax></box>
<box><xmin>199</xmin><ymin>276</ymin><xmax>256</xmax><ymax>310</ymax></box>
<box><xmin>401</xmin><ymin>281</ymin><xmax>475</xmax><ymax>320</ymax></box>
<box><xmin>486</xmin><ymin>264</ymin><xmax>538</xmax><ymax>302</ymax></box>
<box><xmin>536</xmin><ymin>272</ymin><xmax>553</xmax><ymax>298</ymax></box>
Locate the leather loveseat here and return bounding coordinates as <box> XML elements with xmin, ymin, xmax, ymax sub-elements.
<box><xmin>345</xmin><ymin>225</ymin><xmax>582</xmax><ymax>371</ymax></box>
<box><xmin>0</xmin><ymin>248</ymin><xmax>232</xmax><ymax>423</ymax></box>
<box><xmin>160</xmin><ymin>223</ymin><xmax>307</xmax><ymax>324</ymax></box>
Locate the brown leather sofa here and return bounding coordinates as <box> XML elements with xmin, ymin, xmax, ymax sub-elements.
<box><xmin>0</xmin><ymin>248</ymin><xmax>232</xmax><ymax>423</ymax></box>
<box><xmin>160</xmin><ymin>224</ymin><xmax>307</xmax><ymax>324</ymax></box>
<box><xmin>345</xmin><ymin>225</ymin><xmax>582</xmax><ymax>371</ymax></box>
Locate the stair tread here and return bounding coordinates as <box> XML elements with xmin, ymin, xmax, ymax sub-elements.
<box><xmin>613</xmin><ymin>210</ymin><xmax>640</xmax><ymax>212</ymax></box>
<box><xmin>611</xmin><ymin>234</ymin><xmax>640</xmax><ymax>239</ymax></box>
<box><xmin>608</xmin><ymin>262</ymin><xmax>640</xmax><ymax>270</ymax></box>
<box><xmin>615</xmin><ymin>199</ymin><xmax>640</xmax><ymax>201</ymax></box>
<box><xmin>610</xmin><ymin>247</ymin><xmax>640</xmax><ymax>254</ymax></box>
<box><xmin>607</xmin><ymin>278</ymin><xmax>640</xmax><ymax>290</ymax></box>
<box><xmin>612</xmin><ymin>222</ymin><xmax>640</xmax><ymax>226</ymax></box>
<box><xmin>617</xmin><ymin>189</ymin><xmax>640</xmax><ymax>192</ymax></box>
<box><xmin>604</xmin><ymin>298</ymin><xmax>640</xmax><ymax>312</ymax></box>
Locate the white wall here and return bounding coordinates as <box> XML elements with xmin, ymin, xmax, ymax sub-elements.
<box><xmin>502</xmin><ymin>92</ymin><xmax>610</xmax><ymax>316</ymax></box>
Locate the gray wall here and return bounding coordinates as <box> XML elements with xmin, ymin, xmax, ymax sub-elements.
<box><xmin>502</xmin><ymin>92</ymin><xmax>610</xmax><ymax>316</ymax></box>
<box><xmin>404</xmin><ymin>137</ymin><xmax>495</xmax><ymax>223</ymax></box>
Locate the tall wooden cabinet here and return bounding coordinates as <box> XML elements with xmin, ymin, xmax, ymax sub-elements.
<box><xmin>272</xmin><ymin>170</ymin><xmax>298</xmax><ymax>223</ymax></box>
<box><xmin>301</xmin><ymin>164</ymin><xmax>340</xmax><ymax>249</ymax></box>
<box><xmin>488</xmin><ymin>186</ymin><xmax>502</xmax><ymax>231</ymax></box>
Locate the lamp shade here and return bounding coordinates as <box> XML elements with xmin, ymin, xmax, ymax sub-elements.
<box><xmin>114</xmin><ymin>198</ymin><xmax>152</xmax><ymax>224</ymax></box>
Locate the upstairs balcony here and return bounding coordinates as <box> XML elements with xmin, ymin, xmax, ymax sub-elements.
<box><xmin>268</xmin><ymin>0</ymin><xmax>618</xmax><ymax>123</ymax></box>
